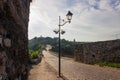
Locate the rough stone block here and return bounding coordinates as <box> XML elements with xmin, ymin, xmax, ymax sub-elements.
<box><xmin>0</xmin><ymin>37</ymin><xmax>2</xmax><ymax>47</ymax></box>
<box><xmin>3</xmin><ymin>38</ymin><xmax>11</xmax><ymax>47</ymax></box>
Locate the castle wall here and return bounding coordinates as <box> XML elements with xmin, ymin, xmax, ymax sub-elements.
<box><xmin>74</xmin><ymin>40</ymin><xmax>120</xmax><ymax>64</ymax></box>
<box><xmin>0</xmin><ymin>0</ymin><xmax>31</xmax><ymax>79</ymax></box>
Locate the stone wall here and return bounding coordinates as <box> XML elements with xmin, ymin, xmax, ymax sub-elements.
<box><xmin>74</xmin><ymin>39</ymin><xmax>120</xmax><ymax>64</ymax></box>
<box><xmin>0</xmin><ymin>0</ymin><xmax>31</xmax><ymax>80</ymax></box>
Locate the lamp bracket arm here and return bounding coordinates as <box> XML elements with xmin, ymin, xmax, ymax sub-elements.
<box><xmin>59</xmin><ymin>21</ymin><xmax>69</xmax><ymax>26</ymax></box>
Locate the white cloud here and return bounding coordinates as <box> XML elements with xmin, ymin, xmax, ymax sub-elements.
<box><xmin>28</xmin><ymin>0</ymin><xmax>120</xmax><ymax>41</ymax></box>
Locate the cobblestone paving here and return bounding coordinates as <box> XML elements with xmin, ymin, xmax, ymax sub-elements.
<box><xmin>44</xmin><ymin>51</ymin><xmax>120</xmax><ymax>80</ymax></box>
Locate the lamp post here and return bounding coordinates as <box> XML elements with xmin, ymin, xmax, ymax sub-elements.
<box><xmin>53</xmin><ymin>11</ymin><xmax>73</xmax><ymax>77</ymax></box>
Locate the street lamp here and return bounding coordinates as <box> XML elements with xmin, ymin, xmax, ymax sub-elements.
<box><xmin>53</xmin><ymin>11</ymin><xmax>73</xmax><ymax>77</ymax></box>
<box><xmin>66</xmin><ymin>11</ymin><xmax>73</xmax><ymax>23</ymax></box>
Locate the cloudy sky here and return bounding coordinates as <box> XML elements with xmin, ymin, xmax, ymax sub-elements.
<box><xmin>28</xmin><ymin>0</ymin><xmax>120</xmax><ymax>41</ymax></box>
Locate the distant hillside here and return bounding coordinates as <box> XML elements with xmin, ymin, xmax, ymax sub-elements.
<box><xmin>29</xmin><ymin>37</ymin><xmax>84</xmax><ymax>56</ymax></box>
<box><xmin>29</xmin><ymin>37</ymin><xmax>57</xmax><ymax>51</ymax></box>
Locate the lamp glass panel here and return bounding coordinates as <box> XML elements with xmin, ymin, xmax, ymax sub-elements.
<box><xmin>67</xmin><ymin>15</ymin><xmax>72</xmax><ymax>20</ymax></box>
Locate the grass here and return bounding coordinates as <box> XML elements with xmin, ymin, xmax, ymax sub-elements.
<box><xmin>29</xmin><ymin>51</ymin><xmax>40</xmax><ymax>59</ymax></box>
<box><xmin>97</xmin><ymin>62</ymin><xmax>120</xmax><ymax>68</ymax></box>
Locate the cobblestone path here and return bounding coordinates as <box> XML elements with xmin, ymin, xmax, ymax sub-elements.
<box><xmin>44</xmin><ymin>51</ymin><xmax>120</xmax><ymax>80</ymax></box>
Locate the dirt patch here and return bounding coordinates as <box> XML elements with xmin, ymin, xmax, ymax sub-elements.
<box><xmin>28</xmin><ymin>58</ymin><xmax>63</xmax><ymax>80</ymax></box>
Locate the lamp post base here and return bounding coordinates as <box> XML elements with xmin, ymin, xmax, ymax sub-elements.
<box><xmin>57</xmin><ymin>74</ymin><xmax>62</xmax><ymax>78</ymax></box>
